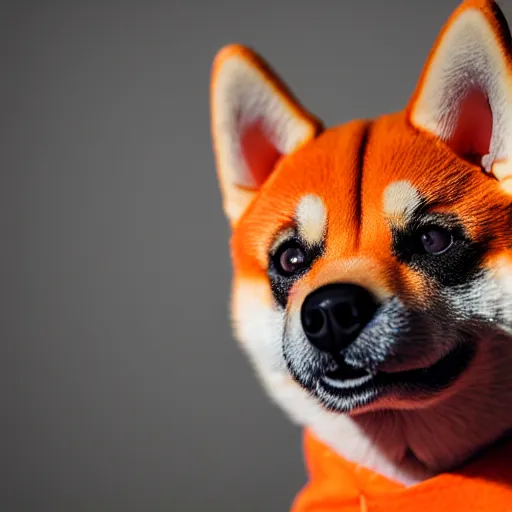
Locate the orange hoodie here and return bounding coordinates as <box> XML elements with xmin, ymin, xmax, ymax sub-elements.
<box><xmin>291</xmin><ymin>430</ymin><xmax>512</xmax><ymax>512</ymax></box>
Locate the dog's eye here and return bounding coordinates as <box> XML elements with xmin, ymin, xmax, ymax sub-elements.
<box><xmin>418</xmin><ymin>225</ymin><xmax>453</xmax><ymax>254</ymax></box>
<box><xmin>273</xmin><ymin>240</ymin><xmax>309</xmax><ymax>276</ymax></box>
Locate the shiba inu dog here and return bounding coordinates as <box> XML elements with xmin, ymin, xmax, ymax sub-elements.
<box><xmin>210</xmin><ymin>0</ymin><xmax>512</xmax><ymax>508</ymax></box>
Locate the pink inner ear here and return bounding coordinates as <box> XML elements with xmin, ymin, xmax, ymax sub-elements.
<box><xmin>448</xmin><ymin>88</ymin><xmax>492</xmax><ymax>165</ymax></box>
<box><xmin>240</xmin><ymin>118</ymin><xmax>283</xmax><ymax>189</ymax></box>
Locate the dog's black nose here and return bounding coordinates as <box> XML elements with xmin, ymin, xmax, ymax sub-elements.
<box><xmin>300</xmin><ymin>283</ymin><xmax>378</xmax><ymax>354</ymax></box>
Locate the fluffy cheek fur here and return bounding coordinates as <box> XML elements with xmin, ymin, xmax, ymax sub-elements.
<box><xmin>439</xmin><ymin>259</ymin><xmax>512</xmax><ymax>333</ymax></box>
<box><xmin>230</xmin><ymin>278</ymin><xmax>321</xmax><ymax>425</ymax></box>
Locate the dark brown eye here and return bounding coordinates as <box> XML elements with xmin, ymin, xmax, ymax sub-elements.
<box><xmin>274</xmin><ymin>241</ymin><xmax>308</xmax><ymax>276</ymax></box>
<box><xmin>419</xmin><ymin>226</ymin><xmax>453</xmax><ymax>254</ymax></box>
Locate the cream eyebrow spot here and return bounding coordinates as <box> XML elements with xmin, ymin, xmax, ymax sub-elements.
<box><xmin>295</xmin><ymin>194</ymin><xmax>327</xmax><ymax>246</ymax></box>
<box><xmin>383</xmin><ymin>180</ymin><xmax>422</xmax><ymax>222</ymax></box>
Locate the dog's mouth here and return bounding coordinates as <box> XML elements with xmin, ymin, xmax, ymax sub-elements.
<box><xmin>323</xmin><ymin>363</ymin><xmax>374</xmax><ymax>389</ymax></box>
<box><xmin>315</xmin><ymin>341</ymin><xmax>477</xmax><ymax>410</ymax></box>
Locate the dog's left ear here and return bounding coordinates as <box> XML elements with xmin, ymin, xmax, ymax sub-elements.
<box><xmin>210</xmin><ymin>45</ymin><xmax>323</xmax><ymax>227</ymax></box>
<box><xmin>407</xmin><ymin>0</ymin><xmax>512</xmax><ymax>191</ymax></box>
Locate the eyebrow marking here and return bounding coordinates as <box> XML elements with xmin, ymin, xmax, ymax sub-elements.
<box><xmin>295</xmin><ymin>194</ymin><xmax>327</xmax><ymax>246</ymax></box>
<box><xmin>383</xmin><ymin>180</ymin><xmax>422</xmax><ymax>226</ymax></box>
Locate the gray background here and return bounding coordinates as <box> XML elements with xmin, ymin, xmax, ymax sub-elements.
<box><xmin>2</xmin><ymin>1</ymin><xmax>504</xmax><ymax>511</ymax></box>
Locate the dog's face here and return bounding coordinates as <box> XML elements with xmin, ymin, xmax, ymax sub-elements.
<box><xmin>211</xmin><ymin>1</ymin><xmax>512</xmax><ymax>422</ymax></box>
<box><xmin>230</xmin><ymin>119</ymin><xmax>512</xmax><ymax>415</ymax></box>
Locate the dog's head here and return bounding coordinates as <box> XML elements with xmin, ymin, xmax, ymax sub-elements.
<box><xmin>210</xmin><ymin>1</ymin><xmax>512</xmax><ymax>423</ymax></box>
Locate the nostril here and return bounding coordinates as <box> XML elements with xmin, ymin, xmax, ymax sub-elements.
<box><xmin>331</xmin><ymin>301</ymin><xmax>360</xmax><ymax>333</ymax></box>
<box><xmin>303</xmin><ymin>307</ymin><xmax>326</xmax><ymax>336</ymax></box>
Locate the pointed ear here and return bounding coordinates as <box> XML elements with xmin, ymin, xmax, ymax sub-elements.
<box><xmin>210</xmin><ymin>44</ymin><xmax>323</xmax><ymax>226</ymax></box>
<box><xmin>406</xmin><ymin>0</ymin><xmax>512</xmax><ymax>190</ymax></box>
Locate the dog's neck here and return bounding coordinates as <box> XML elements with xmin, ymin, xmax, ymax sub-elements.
<box><xmin>308</xmin><ymin>337</ymin><xmax>512</xmax><ymax>486</ymax></box>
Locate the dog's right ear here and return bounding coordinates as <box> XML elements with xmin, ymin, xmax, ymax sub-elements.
<box><xmin>210</xmin><ymin>44</ymin><xmax>323</xmax><ymax>227</ymax></box>
<box><xmin>406</xmin><ymin>0</ymin><xmax>512</xmax><ymax>191</ymax></box>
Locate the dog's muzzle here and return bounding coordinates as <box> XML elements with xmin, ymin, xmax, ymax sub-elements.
<box><xmin>300</xmin><ymin>283</ymin><xmax>379</xmax><ymax>357</ymax></box>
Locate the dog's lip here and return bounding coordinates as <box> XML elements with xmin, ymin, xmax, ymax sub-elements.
<box><xmin>322</xmin><ymin>371</ymin><xmax>374</xmax><ymax>389</ymax></box>
<box><xmin>377</xmin><ymin>342</ymin><xmax>476</xmax><ymax>389</ymax></box>
<box><xmin>323</xmin><ymin>363</ymin><xmax>374</xmax><ymax>389</ymax></box>
<box><xmin>325</xmin><ymin>362</ymin><xmax>371</xmax><ymax>381</ymax></box>
<box><xmin>320</xmin><ymin>342</ymin><xmax>476</xmax><ymax>393</ymax></box>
